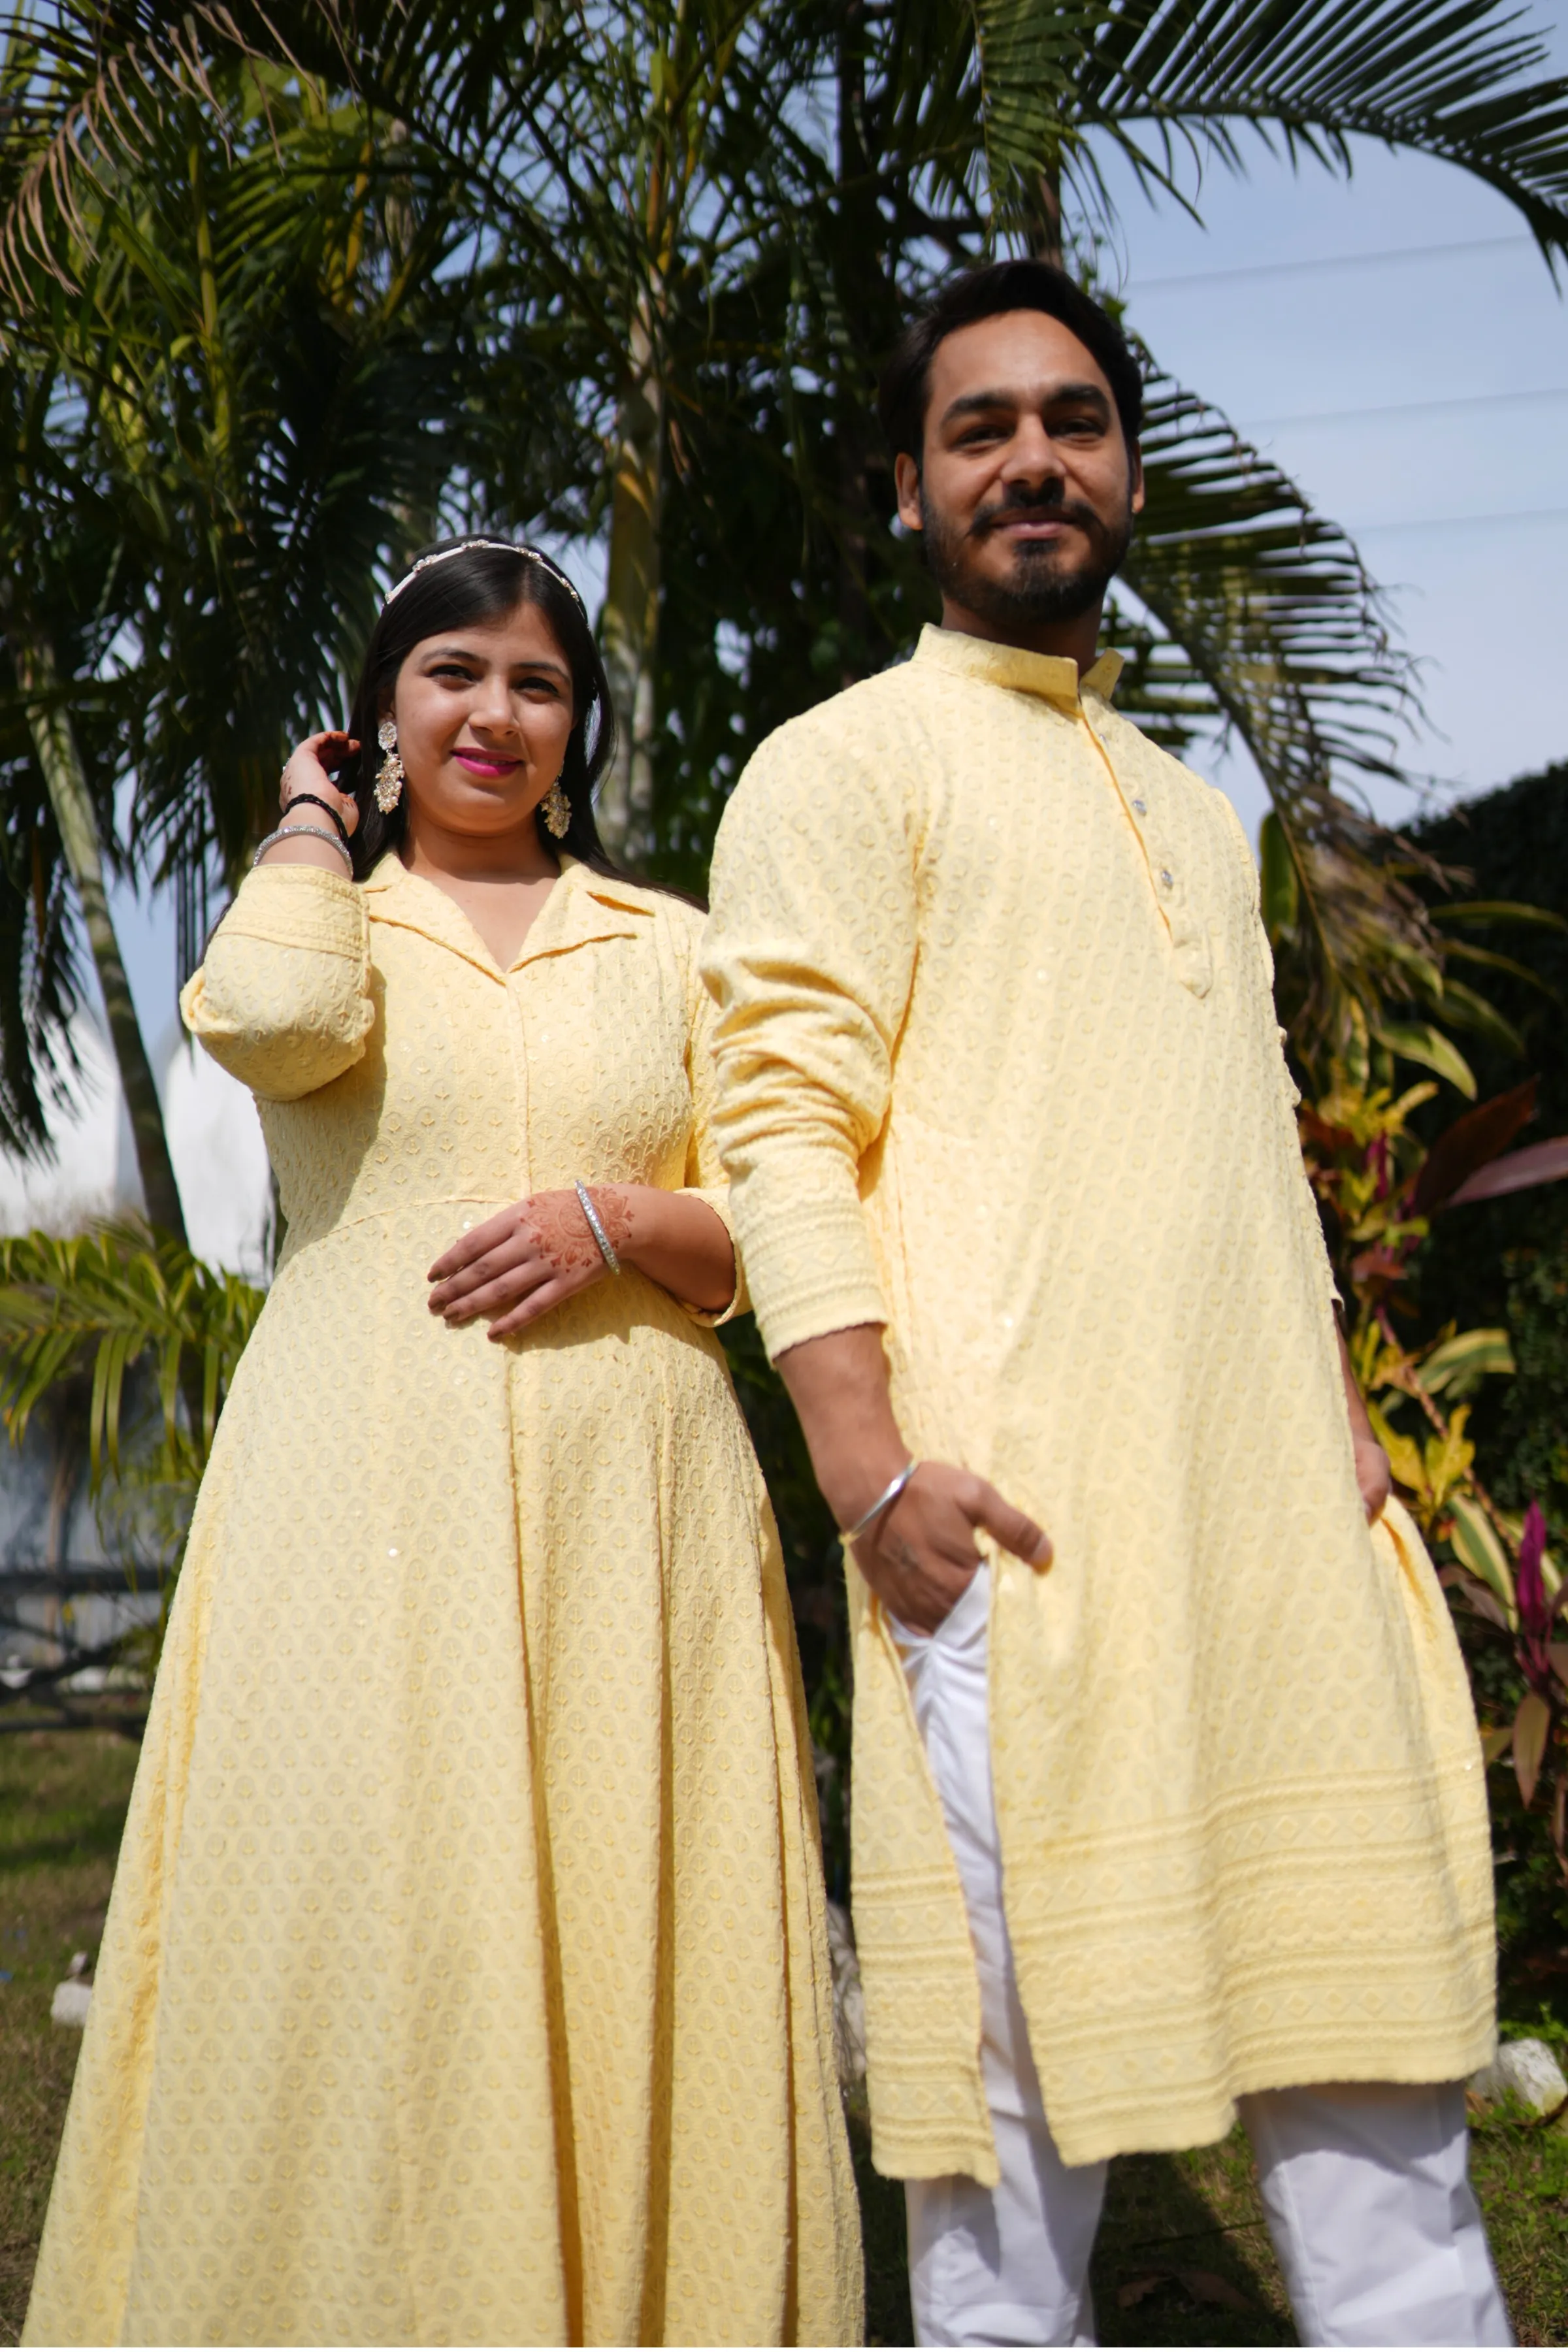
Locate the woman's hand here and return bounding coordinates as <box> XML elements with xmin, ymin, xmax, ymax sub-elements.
<box><xmin>280</xmin><ymin>730</ymin><xmax>360</xmax><ymax>835</ymax></box>
<box><xmin>257</xmin><ymin>730</ymin><xmax>361</xmax><ymax>874</ymax></box>
<box><xmin>427</xmin><ymin>1186</ymin><xmax>633</xmax><ymax>1339</ymax></box>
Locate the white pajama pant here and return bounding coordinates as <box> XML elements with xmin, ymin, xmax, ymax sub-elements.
<box><xmin>889</xmin><ymin>1569</ymin><xmax>1511</xmax><ymax>2349</ymax></box>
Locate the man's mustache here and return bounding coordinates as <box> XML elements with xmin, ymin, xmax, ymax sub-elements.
<box><xmin>968</xmin><ymin>491</ymin><xmax>1105</xmax><ymax>543</ymax></box>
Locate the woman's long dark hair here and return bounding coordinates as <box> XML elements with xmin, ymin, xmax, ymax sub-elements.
<box><xmin>344</xmin><ymin>538</ymin><xmax>630</xmax><ymax>886</ymax></box>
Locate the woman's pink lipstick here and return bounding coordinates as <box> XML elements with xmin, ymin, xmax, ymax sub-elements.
<box><xmin>454</xmin><ymin>749</ymin><xmax>520</xmax><ymax>778</ymax></box>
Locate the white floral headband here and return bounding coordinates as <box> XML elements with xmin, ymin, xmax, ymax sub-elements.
<box><xmin>382</xmin><ymin>538</ymin><xmax>587</xmax><ymax>618</ymax></box>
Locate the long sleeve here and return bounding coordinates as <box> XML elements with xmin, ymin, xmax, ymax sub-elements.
<box><xmin>668</xmin><ymin>907</ymin><xmax>747</xmax><ymax>1327</ymax></box>
<box><xmin>700</xmin><ymin>716</ymin><xmax>919</xmax><ymax>1362</ymax></box>
<box><xmin>180</xmin><ymin>865</ymin><xmax>374</xmax><ymax>1103</ymax></box>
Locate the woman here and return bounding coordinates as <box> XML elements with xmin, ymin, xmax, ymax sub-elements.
<box><xmin>25</xmin><ymin>538</ymin><xmax>862</xmax><ymax>2349</ymax></box>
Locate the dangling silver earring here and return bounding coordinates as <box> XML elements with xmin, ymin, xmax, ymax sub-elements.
<box><xmin>541</xmin><ymin>777</ymin><xmax>570</xmax><ymax>839</ymax></box>
<box><xmin>374</xmin><ymin>717</ymin><xmax>405</xmax><ymax>814</ymax></box>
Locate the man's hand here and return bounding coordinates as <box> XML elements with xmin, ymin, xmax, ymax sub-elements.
<box><xmin>776</xmin><ymin>1324</ymin><xmax>1051</xmax><ymax>1635</ymax></box>
<box><xmin>853</xmin><ymin>1461</ymin><xmax>1051</xmax><ymax>1635</ymax></box>
<box><xmin>1352</xmin><ymin>1428</ymin><xmax>1392</xmax><ymax>1523</ymax></box>
<box><xmin>1337</xmin><ymin>1326</ymin><xmax>1392</xmax><ymax>1522</ymax></box>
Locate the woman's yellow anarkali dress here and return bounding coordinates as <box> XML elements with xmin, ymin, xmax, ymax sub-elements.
<box><xmin>24</xmin><ymin>855</ymin><xmax>862</xmax><ymax>2349</ymax></box>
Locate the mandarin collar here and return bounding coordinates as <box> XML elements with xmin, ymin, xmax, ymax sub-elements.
<box><xmin>911</xmin><ymin>623</ymin><xmax>1124</xmax><ymax>708</ymax></box>
<box><xmin>361</xmin><ymin>852</ymin><xmax>648</xmax><ymax>979</ymax></box>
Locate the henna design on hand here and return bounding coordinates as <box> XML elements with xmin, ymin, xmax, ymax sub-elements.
<box><xmin>519</xmin><ymin>1184</ymin><xmax>634</xmax><ymax>1275</ymax></box>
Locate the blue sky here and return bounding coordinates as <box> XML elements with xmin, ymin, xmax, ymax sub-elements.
<box><xmin>112</xmin><ymin>23</ymin><xmax>1568</xmax><ymax>1057</ymax></box>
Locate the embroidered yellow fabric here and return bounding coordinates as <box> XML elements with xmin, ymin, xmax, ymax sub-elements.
<box><xmin>701</xmin><ymin>624</ymin><xmax>1495</xmax><ymax>2179</ymax></box>
<box><xmin>25</xmin><ymin>857</ymin><xmax>860</xmax><ymax>2347</ymax></box>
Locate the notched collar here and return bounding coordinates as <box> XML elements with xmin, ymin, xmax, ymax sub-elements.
<box><xmin>361</xmin><ymin>853</ymin><xmax>650</xmax><ymax>979</ymax></box>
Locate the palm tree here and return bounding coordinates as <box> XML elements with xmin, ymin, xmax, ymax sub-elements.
<box><xmin>0</xmin><ymin>336</ymin><xmax>184</xmax><ymax>1230</ymax></box>
<box><xmin>5</xmin><ymin>0</ymin><xmax>1568</xmax><ymax>1066</ymax></box>
<box><xmin>721</xmin><ymin>0</ymin><xmax>1568</xmax><ymax>1065</ymax></box>
<box><xmin>0</xmin><ymin>22</ymin><xmax>478</xmax><ymax>1186</ymax></box>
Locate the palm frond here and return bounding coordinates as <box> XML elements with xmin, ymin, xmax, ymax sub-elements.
<box><xmin>1068</xmin><ymin>1</ymin><xmax>1568</xmax><ymax>259</ymax></box>
<box><xmin>0</xmin><ymin>1220</ymin><xmax>265</xmax><ymax>1480</ymax></box>
<box><xmin>1111</xmin><ymin>367</ymin><xmax>1455</xmax><ymax>1054</ymax></box>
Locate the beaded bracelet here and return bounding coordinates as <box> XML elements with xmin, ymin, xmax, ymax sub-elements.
<box><xmin>282</xmin><ymin>791</ymin><xmax>351</xmax><ymax>844</ymax></box>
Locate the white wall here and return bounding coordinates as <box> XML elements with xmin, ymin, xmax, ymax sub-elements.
<box><xmin>0</xmin><ymin>1005</ymin><xmax>274</xmax><ymax>1281</ymax></box>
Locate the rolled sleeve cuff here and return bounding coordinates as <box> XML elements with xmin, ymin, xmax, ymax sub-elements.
<box><xmin>672</xmin><ymin>1183</ymin><xmax>749</xmax><ymax>1328</ymax></box>
<box><xmin>730</xmin><ymin>1175</ymin><xmax>887</xmax><ymax>1362</ymax></box>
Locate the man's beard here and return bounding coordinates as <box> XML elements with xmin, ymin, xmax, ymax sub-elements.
<box><xmin>919</xmin><ymin>482</ymin><xmax>1134</xmax><ymax>627</ymax></box>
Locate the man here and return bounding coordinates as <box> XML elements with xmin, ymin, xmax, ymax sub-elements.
<box><xmin>700</xmin><ymin>261</ymin><xmax>1506</xmax><ymax>2348</ymax></box>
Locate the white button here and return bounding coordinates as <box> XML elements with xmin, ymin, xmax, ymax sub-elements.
<box><xmin>1132</xmin><ymin>797</ymin><xmax>1147</xmax><ymax>815</ymax></box>
<box><xmin>1160</xmin><ymin>868</ymin><xmax>1173</xmax><ymax>889</ymax></box>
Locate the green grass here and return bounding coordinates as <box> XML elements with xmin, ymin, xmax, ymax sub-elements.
<box><xmin>2</xmin><ymin>1731</ymin><xmax>1565</xmax><ymax>2347</ymax></box>
<box><xmin>0</xmin><ymin>1727</ymin><xmax>140</xmax><ymax>2344</ymax></box>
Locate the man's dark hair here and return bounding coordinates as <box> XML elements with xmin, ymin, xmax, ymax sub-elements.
<box><xmin>877</xmin><ymin>261</ymin><xmax>1144</xmax><ymax>466</ymax></box>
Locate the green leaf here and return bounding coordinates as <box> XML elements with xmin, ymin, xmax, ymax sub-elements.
<box><xmin>1430</xmin><ymin>901</ymin><xmax>1568</xmax><ymax>932</ymax></box>
<box><xmin>1513</xmin><ymin>1691</ymin><xmax>1552</xmax><ymax>1810</ymax></box>
<box><xmin>1449</xmin><ymin>1492</ymin><xmax>1515</xmax><ymax>1619</ymax></box>
<box><xmin>1420</xmin><ymin>1327</ymin><xmax>1515</xmax><ymax>1397</ymax></box>
<box><xmin>1259</xmin><ymin>811</ymin><xmax>1299</xmax><ymax>942</ymax></box>
<box><xmin>1376</xmin><ymin>1022</ymin><xmax>1477</xmax><ymax>1099</ymax></box>
<box><xmin>1432</xmin><ymin>977</ymin><xmax>1526</xmax><ymax>1058</ymax></box>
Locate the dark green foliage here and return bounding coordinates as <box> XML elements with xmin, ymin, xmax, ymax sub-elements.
<box><xmin>1411</xmin><ymin>768</ymin><xmax>1568</xmax><ymax>1507</ymax></box>
<box><xmin>721</xmin><ymin>1315</ymin><xmax>852</xmax><ymax>1897</ymax></box>
<box><xmin>1408</xmin><ymin>766</ymin><xmax>1568</xmax><ymax>2004</ymax></box>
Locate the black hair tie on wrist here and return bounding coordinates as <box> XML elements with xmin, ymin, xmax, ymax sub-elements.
<box><xmin>283</xmin><ymin>791</ymin><xmax>350</xmax><ymax>844</ymax></box>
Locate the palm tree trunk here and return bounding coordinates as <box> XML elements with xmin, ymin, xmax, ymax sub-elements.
<box><xmin>834</xmin><ymin>5</ymin><xmax>872</xmax><ymax>689</ymax></box>
<box><xmin>12</xmin><ymin>629</ymin><xmax>188</xmax><ymax>1242</ymax></box>
<box><xmin>1032</xmin><ymin>161</ymin><xmax>1064</xmax><ymax>267</ymax></box>
<box><xmin>597</xmin><ymin>295</ymin><xmax>663</xmax><ymax>866</ymax></box>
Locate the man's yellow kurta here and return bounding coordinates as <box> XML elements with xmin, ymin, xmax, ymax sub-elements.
<box><xmin>700</xmin><ymin>624</ymin><xmax>1495</xmax><ymax>2180</ymax></box>
<box><xmin>25</xmin><ymin>856</ymin><xmax>860</xmax><ymax>2349</ymax></box>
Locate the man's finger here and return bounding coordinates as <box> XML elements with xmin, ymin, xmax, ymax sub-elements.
<box><xmin>973</xmin><ymin>1484</ymin><xmax>1052</xmax><ymax>1568</ymax></box>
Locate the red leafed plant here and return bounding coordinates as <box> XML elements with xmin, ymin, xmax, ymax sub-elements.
<box><xmin>1299</xmin><ymin>1071</ymin><xmax>1568</xmax><ymax>1879</ymax></box>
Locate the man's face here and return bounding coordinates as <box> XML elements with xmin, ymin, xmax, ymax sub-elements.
<box><xmin>895</xmin><ymin>309</ymin><xmax>1144</xmax><ymax>632</ymax></box>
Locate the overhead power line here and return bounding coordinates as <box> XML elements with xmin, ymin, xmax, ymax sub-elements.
<box><xmin>1132</xmin><ymin>233</ymin><xmax>1532</xmax><ymax>294</ymax></box>
<box><xmin>1352</xmin><ymin>505</ymin><xmax>1568</xmax><ymax>536</ymax></box>
<box><xmin>1245</xmin><ymin>384</ymin><xmax>1568</xmax><ymax>431</ymax></box>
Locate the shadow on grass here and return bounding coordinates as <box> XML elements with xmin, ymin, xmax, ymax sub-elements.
<box><xmin>841</xmin><ymin>2102</ymin><xmax>1297</xmax><ymax>2351</ymax></box>
<box><xmin>844</xmin><ymin>2093</ymin><xmax>913</xmax><ymax>2347</ymax></box>
<box><xmin>1092</xmin><ymin>2146</ymin><xmax>1296</xmax><ymax>2346</ymax></box>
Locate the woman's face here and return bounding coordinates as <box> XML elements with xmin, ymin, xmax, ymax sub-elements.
<box><xmin>390</xmin><ymin>600</ymin><xmax>575</xmax><ymax>841</ymax></box>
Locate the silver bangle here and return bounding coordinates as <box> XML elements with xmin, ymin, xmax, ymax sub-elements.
<box><xmin>574</xmin><ymin>1179</ymin><xmax>621</xmax><ymax>1275</ymax></box>
<box><xmin>840</xmin><ymin>1460</ymin><xmax>917</xmax><ymax>1543</ymax></box>
<box><xmin>253</xmin><ymin>825</ymin><xmax>353</xmax><ymax>874</ymax></box>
